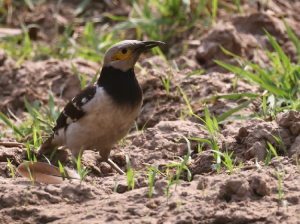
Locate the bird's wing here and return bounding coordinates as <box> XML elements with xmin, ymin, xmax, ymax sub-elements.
<box><xmin>53</xmin><ymin>84</ymin><xmax>97</xmax><ymax>133</ymax></box>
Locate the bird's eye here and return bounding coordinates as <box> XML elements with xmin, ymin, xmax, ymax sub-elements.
<box><xmin>121</xmin><ymin>48</ymin><xmax>127</xmax><ymax>54</ymax></box>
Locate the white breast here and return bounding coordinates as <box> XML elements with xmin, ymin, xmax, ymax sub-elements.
<box><xmin>65</xmin><ymin>87</ymin><xmax>141</xmax><ymax>152</ymax></box>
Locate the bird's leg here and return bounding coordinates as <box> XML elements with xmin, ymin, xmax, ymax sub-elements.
<box><xmin>100</xmin><ymin>149</ymin><xmax>125</xmax><ymax>175</ymax></box>
<box><xmin>107</xmin><ymin>159</ymin><xmax>125</xmax><ymax>175</ymax></box>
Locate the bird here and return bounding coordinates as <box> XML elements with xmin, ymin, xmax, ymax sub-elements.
<box><xmin>38</xmin><ymin>40</ymin><xmax>164</xmax><ymax>175</ymax></box>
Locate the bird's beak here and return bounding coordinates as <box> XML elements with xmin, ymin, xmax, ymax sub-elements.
<box><xmin>141</xmin><ymin>41</ymin><xmax>165</xmax><ymax>50</ymax></box>
<box><xmin>130</xmin><ymin>41</ymin><xmax>164</xmax><ymax>66</ymax></box>
<box><xmin>135</xmin><ymin>41</ymin><xmax>165</xmax><ymax>54</ymax></box>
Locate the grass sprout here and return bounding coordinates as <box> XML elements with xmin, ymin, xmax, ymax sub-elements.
<box><xmin>177</xmin><ymin>200</ymin><xmax>183</xmax><ymax>213</ymax></box>
<box><xmin>265</xmin><ymin>148</ymin><xmax>271</xmax><ymax>166</ymax></box>
<box><xmin>7</xmin><ymin>158</ymin><xmax>15</xmax><ymax>178</ymax></box>
<box><xmin>274</xmin><ymin>169</ymin><xmax>284</xmax><ymax>209</ymax></box>
<box><xmin>126</xmin><ymin>156</ymin><xmax>135</xmax><ymax>190</ymax></box>
<box><xmin>269</xmin><ymin>132</ymin><xmax>287</xmax><ymax>155</ymax></box>
<box><xmin>72</xmin><ymin>63</ymin><xmax>86</xmax><ymax>90</ymax></box>
<box><xmin>267</xmin><ymin>142</ymin><xmax>285</xmax><ymax>176</ymax></box>
<box><xmin>23</xmin><ymin>161</ymin><xmax>34</xmax><ymax>187</ymax></box>
<box><xmin>161</xmin><ymin>70</ymin><xmax>172</xmax><ymax>97</ymax></box>
<box><xmin>148</xmin><ymin>166</ymin><xmax>158</xmax><ymax>198</ymax></box>
<box><xmin>113</xmin><ymin>180</ymin><xmax>119</xmax><ymax>193</ymax></box>
<box><xmin>24</xmin><ymin>185</ymin><xmax>29</xmax><ymax>207</ymax></box>
<box><xmin>178</xmin><ymin>85</ymin><xmax>193</xmax><ymax>113</ymax></box>
<box><xmin>215</xmin><ymin>20</ymin><xmax>300</xmax><ymax>116</ymax></box>
<box><xmin>0</xmin><ymin>90</ymin><xmax>61</xmax><ymax>154</ymax></box>
<box><xmin>72</xmin><ymin>151</ymin><xmax>91</xmax><ymax>183</ymax></box>
<box><xmin>183</xmin><ymin>69</ymin><xmax>205</xmax><ymax>80</ymax></box>
<box><xmin>58</xmin><ymin>160</ymin><xmax>66</xmax><ymax>181</ymax></box>
<box><xmin>165</xmin><ymin>136</ymin><xmax>192</xmax><ymax>202</ymax></box>
<box><xmin>166</xmin><ymin>177</ymin><xmax>175</xmax><ymax>203</ymax></box>
<box><xmin>182</xmin><ymin>105</ymin><xmax>226</xmax><ymax>173</ymax></box>
<box><xmin>210</xmin><ymin>149</ymin><xmax>234</xmax><ymax>174</ymax></box>
<box><xmin>176</xmin><ymin>136</ymin><xmax>191</xmax><ymax>185</ymax></box>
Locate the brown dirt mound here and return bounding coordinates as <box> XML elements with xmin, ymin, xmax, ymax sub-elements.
<box><xmin>1</xmin><ymin>160</ymin><xmax>300</xmax><ymax>223</ymax></box>
<box><xmin>0</xmin><ymin>54</ymin><xmax>99</xmax><ymax>114</ymax></box>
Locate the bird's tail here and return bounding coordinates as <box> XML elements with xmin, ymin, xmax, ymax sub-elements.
<box><xmin>17</xmin><ymin>161</ymin><xmax>80</xmax><ymax>184</ymax></box>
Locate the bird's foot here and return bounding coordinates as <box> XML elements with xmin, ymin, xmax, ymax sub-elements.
<box><xmin>107</xmin><ymin>159</ymin><xmax>125</xmax><ymax>175</ymax></box>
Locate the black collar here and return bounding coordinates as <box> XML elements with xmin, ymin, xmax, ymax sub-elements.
<box><xmin>97</xmin><ymin>66</ymin><xmax>142</xmax><ymax>108</ymax></box>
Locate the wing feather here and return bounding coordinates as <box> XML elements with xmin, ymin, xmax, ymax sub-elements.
<box><xmin>53</xmin><ymin>85</ymin><xmax>97</xmax><ymax>133</ymax></box>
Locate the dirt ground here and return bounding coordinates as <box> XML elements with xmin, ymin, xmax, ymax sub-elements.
<box><xmin>1</xmin><ymin>0</ymin><xmax>300</xmax><ymax>223</ymax></box>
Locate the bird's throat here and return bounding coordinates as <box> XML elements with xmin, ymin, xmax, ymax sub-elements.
<box><xmin>97</xmin><ymin>66</ymin><xmax>142</xmax><ymax>108</ymax></box>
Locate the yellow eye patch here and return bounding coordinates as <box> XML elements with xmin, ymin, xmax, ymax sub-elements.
<box><xmin>111</xmin><ymin>49</ymin><xmax>133</xmax><ymax>61</ymax></box>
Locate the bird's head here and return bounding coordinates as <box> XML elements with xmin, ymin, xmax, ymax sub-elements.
<box><xmin>103</xmin><ymin>40</ymin><xmax>164</xmax><ymax>72</ymax></box>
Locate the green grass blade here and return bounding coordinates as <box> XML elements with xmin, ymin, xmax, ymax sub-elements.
<box><xmin>212</xmin><ymin>0</ymin><xmax>218</xmax><ymax>24</ymax></box>
<box><xmin>81</xmin><ymin>73</ymin><xmax>86</xmax><ymax>90</ymax></box>
<box><xmin>92</xmin><ymin>68</ymin><xmax>100</xmax><ymax>83</ymax></box>
<box><xmin>72</xmin><ymin>63</ymin><xmax>81</xmax><ymax>82</ymax></box>
<box><xmin>0</xmin><ymin>130</ymin><xmax>8</xmax><ymax>139</ymax></box>
<box><xmin>178</xmin><ymin>85</ymin><xmax>192</xmax><ymax>113</ymax></box>
<box><xmin>7</xmin><ymin>158</ymin><xmax>15</xmax><ymax>178</ymax></box>
<box><xmin>49</xmin><ymin>147</ymin><xmax>58</xmax><ymax>161</ymax></box>
<box><xmin>113</xmin><ymin>181</ymin><xmax>119</xmax><ymax>193</ymax></box>
<box><xmin>265</xmin><ymin>149</ymin><xmax>271</xmax><ymax>166</ymax></box>
<box><xmin>263</xmin><ymin>95</ymin><xmax>267</xmax><ymax>116</ymax></box>
<box><xmin>204</xmin><ymin>104</ymin><xmax>213</xmax><ymax>135</ymax></box>
<box><xmin>249</xmin><ymin>63</ymin><xmax>273</xmax><ymax>84</ymax></box>
<box><xmin>32</xmin><ymin>125</ymin><xmax>37</xmax><ymax>148</ymax></box>
<box><xmin>269</xmin><ymin>133</ymin><xmax>287</xmax><ymax>155</ymax></box>
<box><xmin>282</xmin><ymin>18</ymin><xmax>300</xmax><ymax>59</ymax></box>
<box><xmin>7</xmin><ymin>108</ymin><xmax>23</xmax><ymax>124</ymax></box>
<box><xmin>77</xmin><ymin>150</ymin><xmax>82</xmax><ymax>180</ymax></box>
<box><xmin>58</xmin><ymin>160</ymin><xmax>65</xmax><ymax>181</ymax></box>
<box><xmin>219</xmin><ymin>45</ymin><xmax>244</xmax><ymax>60</ymax></box>
<box><xmin>148</xmin><ymin>166</ymin><xmax>158</xmax><ymax>198</ymax></box>
<box><xmin>216</xmin><ymin>97</ymin><xmax>256</xmax><ymax>122</ymax></box>
<box><xmin>187</xmin><ymin>137</ymin><xmax>211</xmax><ymax>144</ymax></box>
<box><xmin>103</xmin><ymin>13</ymin><xmax>127</xmax><ymax>21</ymax></box>
<box><xmin>126</xmin><ymin>156</ymin><xmax>135</xmax><ymax>190</ymax></box>
<box><xmin>267</xmin><ymin>142</ymin><xmax>279</xmax><ymax>159</ymax></box>
<box><xmin>264</xmin><ymin>28</ymin><xmax>291</xmax><ymax>71</ymax></box>
<box><xmin>213</xmin><ymin>115</ymin><xmax>219</xmax><ymax>132</ymax></box>
<box><xmin>24</xmin><ymin>98</ymin><xmax>36</xmax><ymax>119</ymax></box>
<box><xmin>75</xmin><ymin>0</ymin><xmax>91</xmax><ymax>16</ymax></box>
<box><xmin>23</xmin><ymin>161</ymin><xmax>34</xmax><ymax>187</ymax></box>
<box><xmin>183</xmin><ymin>69</ymin><xmax>205</xmax><ymax>80</ymax></box>
<box><xmin>26</xmin><ymin>140</ymin><xmax>32</xmax><ymax>161</ymax></box>
<box><xmin>0</xmin><ymin>112</ymin><xmax>24</xmax><ymax>137</ymax></box>
<box><xmin>154</xmin><ymin>47</ymin><xmax>168</xmax><ymax>64</ymax></box>
<box><xmin>24</xmin><ymin>0</ymin><xmax>35</xmax><ymax>11</ymax></box>
<box><xmin>214</xmin><ymin>60</ymin><xmax>289</xmax><ymax>97</ymax></box>
<box><xmin>199</xmin><ymin>93</ymin><xmax>259</xmax><ymax>103</ymax></box>
<box><xmin>175</xmin><ymin>136</ymin><xmax>191</xmax><ymax>187</ymax></box>
<box><xmin>43</xmin><ymin>155</ymin><xmax>51</xmax><ymax>165</ymax></box>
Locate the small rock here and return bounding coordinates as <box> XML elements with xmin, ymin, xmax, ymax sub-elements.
<box><xmin>248</xmin><ymin>174</ymin><xmax>271</xmax><ymax>196</ymax></box>
<box><xmin>276</xmin><ymin>110</ymin><xmax>300</xmax><ymax>135</ymax></box>
<box><xmin>196</xmin><ymin>176</ymin><xmax>209</xmax><ymax>190</ymax></box>
<box><xmin>218</xmin><ymin>174</ymin><xmax>251</xmax><ymax>202</ymax></box>
<box><xmin>154</xmin><ymin>179</ymin><xmax>168</xmax><ymax>195</ymax></box>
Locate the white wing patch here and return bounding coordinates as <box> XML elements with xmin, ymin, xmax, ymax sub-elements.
<box><xmin>66</xmin><ymin>117</ymin><xmax>74</xmax><ymax>124</ymax></box>
<box><xmin>81</xmin><ymin>97</ymin><xmax>87</xmax><ymax>104</ymax></box>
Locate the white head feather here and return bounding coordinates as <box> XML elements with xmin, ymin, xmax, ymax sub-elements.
<box><xmin>103</xmin><ymin>40</ymin><xmax>163</xmax><ymax>72</ymax></box>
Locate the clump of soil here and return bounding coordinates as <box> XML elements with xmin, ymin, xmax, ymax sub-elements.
<box><xmin>0</xmin><ymin>55</ymin><xmax>99</xmax><ymax>114</ymax></box>
<box><xmin>1</xmin><ymin>161</ymin><xmax>300</xmax><ymax>223</ymax></box>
